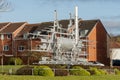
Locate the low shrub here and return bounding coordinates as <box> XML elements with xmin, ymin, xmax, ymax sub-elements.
<box><xmin>33</xmin><ymin>66</ymin><xmax>54</xmax><ymax>76</ymax></box>
<box><xmin>89</xmin><ymin>67</ymin><xmax>107</xmax><ymax>75</ymax></box>
<box><xmin>89</xmin><ymin>67</ymin><xmax>101</xmax><ymax>75</ymax></box>
<box><xmin>16</xmin><ymin>66</ymin><xmax>33</xmax><ymax>75</ymax></box>
<box><xmin>114</xmin><ymin>68</ymin><xmax>120</xmax><ymax>75</ymax></box>
<box><xmin>8</xmin><ymin>58</ymin><xmax>23</xmax><ymax>65</ymax></box>
<box><xmin>33</xmin><ymin>66</ymin><xmax>40</xmax><ymax>75</ymax></box>
<box><xmin>70</xmin><ymin>66</ymin><xmax>90</xmax><ymax>76</ymax></box>
<box><xmin>98</xmin><ymin>69</ymin><xmax>108</xmax><ymax>75</ymax></box>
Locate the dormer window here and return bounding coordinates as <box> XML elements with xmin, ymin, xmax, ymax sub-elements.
<box><xmin>80</xmin><ymin>30</ymin><xmax>88</xmax><ymax>37</ymax></box>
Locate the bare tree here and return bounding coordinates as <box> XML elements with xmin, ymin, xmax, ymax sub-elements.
<box><xmin>0</xmin><ymin>0</ymin><xmax>12</xmax><ymax>12</ymax></box>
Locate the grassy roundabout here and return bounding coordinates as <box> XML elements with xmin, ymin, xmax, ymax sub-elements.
<box><xmin>1</xmin><ymin>65</ymin><xmax>120</xmax><ymax>80</ymax></box>
<box><xmin>0</xmin><ymin>75</ymin><xmax>120</xmax><ymax>80</ymax></box>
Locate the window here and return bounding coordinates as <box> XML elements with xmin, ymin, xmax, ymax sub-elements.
<box><xmin>18</xmin><ymin>46</ymin><xmax>25</xmax><ymax>51</ymax></box>
<box><xmin>7</xmin><ymin>34</ymin><xmax>11</xmax><ymax>39</ymax></box>
<box><xmin>80</xmin><ymin>30</ymin><xmax>88</xmax><ymax>37</ymax></box>
<box><xmin>3</xmin><ymin>45</ymin><xmax>9</xmax><ymax>51</ymax></box>
<box><xmin>23</xmin><ymin>33</ymin><xmax>28</xmax><ymax>39</ymax></box>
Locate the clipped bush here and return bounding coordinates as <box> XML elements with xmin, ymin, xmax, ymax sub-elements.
<box><xmin>88</xmin><ymin>67</ymin><xmax>107</xmax><ymax>75</ymax></box>
<box><xmin>98</xmin><ymin>69</ymin><xmax>108</xmax><ymax>75</ymax></box>
<box><xmin>89</xmin><ymin>67</ymin><xmax>101</xmax><ymax>75</ymax></box>
<box><xmin>16</xmin><ymin>66</ymin><xmax>33</xmax><ymax>75</ymax></box>
<box><xmin>8</xmin><ymin>58</ymin><xmax>23</xmax><ymax>65</ymax></box>
<box><xmin>33</xmin><ymin>66</ymin><xmax>54</xmax><ymax>76</ymax></box>
<box><xmin>114</xmin><ymin>68</ymin><xmax>120</xmax><ymax>75</ymax></box>
<box><xmin>70</xmin><ymin>66</ymin><xmax>90</xmax><ymax>76</ymax></box>
<box><xmin>33</xmin><ymin>66</ymin><xmax>40</xmax><ymax>75</ymax></box>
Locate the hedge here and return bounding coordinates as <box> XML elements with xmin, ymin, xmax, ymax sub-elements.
<box><xmin>98</xmin><ymin>69</ymin><xmax>108</xmax><ymax>75</ymax></box>
<box><xmin>8</xmin><ymin>58</ymin><xmax>23</xmax><ymax>65</ymax></box>
<box><xmin>33</xmin><ymin>66</ymin><xmax>54</xmax><ymax>76</ymax></box>
<box><xmin>16</xmin><ymin>66</ymin><xmax>33</xmax><ymax>75</ymax></box>
<box><xmin>70</xmin><ymin>66</ymin><xmax>90</xmax><ymax>76</ymax></box>
<box><xmin>114</xmin><ymin>68</ymin><xmax>120</xmax><ymax>75</ymax></box>
<box><xmin>88</xmin><ymin>67</ymin><xmax>107</xmax><ymax>75</ymax></box>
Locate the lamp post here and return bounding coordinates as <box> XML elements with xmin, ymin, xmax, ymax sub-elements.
<box><xmin>1</xmin><ymin>34</ymin><xmax>4</xmax><ymax>72</ymax></box>
<box><xmin>110</xmin><ymin>49</ymin><xmax>113</xmax><ymax>68</ymax></box>
<box><xmin>27</xmin><ymin>38</ymin><xmax>31</xmax><ymax>66</ymax></box>
<box><xmin>27</xmin><ymin>37</ymin><xmax>32</xmax><ymax>65</ymax></box>
<box><xmin>13</xmin><ymin>38</ymin><xmax>16</xmax><ymax>66</ymax></box>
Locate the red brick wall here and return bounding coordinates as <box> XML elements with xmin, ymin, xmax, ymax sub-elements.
<box><xmin>0</xmin><ymin>34</ymin><xmax>13</xmax><ymax>64</ymax></box>
<box><xmin>96</xmin><ymin>21</ymin><xmax>110</xmax><ymax>65</ymax></box>
<box><xmin>14</xmin><ymin>38</ymin><xmax>41</xmax><ymax>64</ymax></box>
<box><xmin>0</xmin><ymin>34</ymin><xmax>12</xmax><ymax>55</ymax></box>
<box><xmin>88</xmin><ymin>24</ymin><xmax>97</xmax><ymax>61</ymax></box>
<box><xmin>14</xmin><ymin>39</ymin><xmax>29</xmax><ymax>56</ymax></box>
<box><xmin>88</xmin><ymin>21</ymin><xmax>110</xmax><ymax>65</ymax></box>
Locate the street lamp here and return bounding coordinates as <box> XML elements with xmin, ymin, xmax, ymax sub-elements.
<box><xmin>110</xmin><ymin>49</ymin><xmax>113</xmax><ymax>68</ymax></box>
<box><xmin>13</xmin><ymin>38</ymin><xmax>16</xmax><ymax>66</ymax></box>
<box><xmin>1</xmin><ymin>34</ymin><xmax>4</xmax><ymax>72</ymax></box>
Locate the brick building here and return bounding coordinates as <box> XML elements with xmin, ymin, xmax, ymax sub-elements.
<box><xmin>0</xmin><ymin>19</ymin><xmax>110</xmax><ymax>65</ymax></box>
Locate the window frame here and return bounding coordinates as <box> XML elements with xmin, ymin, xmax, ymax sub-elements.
<box><xmin>7</xmin><ymin>34</ymin><xmax>12</xmax><ymax>39</ymax></box>
<box><xmin>18</xmin><ymin>45</ymin><xmax>25</xmax><ymax>51</ymax></box>
<box><xmin>3</xmin><ymin>45</ymin><xmax>9</xmax><ymax>51</ymax></box>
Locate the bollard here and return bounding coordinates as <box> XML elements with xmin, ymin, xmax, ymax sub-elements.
<box><xmin>9</xmin><ymin>68</ymin><xmax>12</xmax><ymax>75</ymax></box>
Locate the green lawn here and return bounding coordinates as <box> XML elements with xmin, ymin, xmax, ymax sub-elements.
<box><xmin>0</xmin><ymin>75</ymin><xmax>120</xmax><ymax>80</ymax></box>
<box><xmin>0</xmin><ymin>65</ymin><xmax>120</xmax><ymax>80</ymax></box>
<box><xmin>0</xmin><ymin>65</ymin><xmax>24</xmax><ymax>74</ymax></box>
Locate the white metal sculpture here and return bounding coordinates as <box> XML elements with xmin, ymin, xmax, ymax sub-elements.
<box><xmin>28</xmin><ymin>6</ymin><xmax>89</xmax><ymax>65</ymax></box>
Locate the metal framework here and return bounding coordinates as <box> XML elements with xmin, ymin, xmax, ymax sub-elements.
<box><xmin>25</xmin><ymin>6</ymin><xmax>90</xmax><ymax>65</ymax></box>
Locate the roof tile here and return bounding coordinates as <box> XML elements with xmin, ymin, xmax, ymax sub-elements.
<box><xmin>16</xmin><ymin>19</ymin><xmax>98</xmax><ymax>38</ymax></box>
<box><xmin>0</xmin><ymin>22</ymin><xmax>26</xmax><ymax>33</ymax></box>
<box><xmin>0</xmin><ymin>22</ymin><xmax>10</xmax><ymax>30</ymax></box>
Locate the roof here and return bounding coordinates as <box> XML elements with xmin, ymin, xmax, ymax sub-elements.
<box><xmin>16</xmin><ymin>20</ymin><xmax>71</xmax><ymax>38</ymax></box>
<box><xmin>16</xmin><ymin>19</ymin><xmax>101</xmax><ymax>38</ymax></box>
<box><xmin>110</xmin><ymin>42</ymin><xmax>120</xmax><ymax>48</ymax></box>
<box><xmin>59</xmin><ymin>20</ymin><xmax>73</xmax><ymax>28</ymax></box>
<box><xmin>0</xmin><ymin>22</ymin><xmax>10</xmax><ymax>30</ymax></box>
<box><xmin>0</xmin><ymin>22</ymin><xmax>26</xmax><ymax>33</ymax></box>
<box><xmin>79</xmin><ymin>20</ymin><xmax>98</xmax><ymax>36</ymax></box>
<box><xmin>34</xmin><ymin>20</ymin><xmax>72</xmax><ymax>31</ymax></box>
<box><xmin>34</xmin><ymin>22</ymin><xmax>53</xmax><ymax>31</ymax></box>
<box><xmin>16</xmin><ymin>23</ymin><xmax>42</xmax><ymax>38</ymax></box>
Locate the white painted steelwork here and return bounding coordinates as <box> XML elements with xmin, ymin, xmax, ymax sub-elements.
<box><xmin>27</xmin><ymin>6</ymin><xmax>89</xmax><ymax>64</ymax></box>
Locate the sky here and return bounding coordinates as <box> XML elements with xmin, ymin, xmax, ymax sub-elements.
<box><xmin>0</xmin><ymin>0</ymin><xmax>120</xmax><ymax>35</ymax></box>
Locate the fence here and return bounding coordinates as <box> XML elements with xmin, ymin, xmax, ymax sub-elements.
<box><xmin>0</xmin><ymin>66</ymin><xmax>116</xmax><ymax>75</ymax></box>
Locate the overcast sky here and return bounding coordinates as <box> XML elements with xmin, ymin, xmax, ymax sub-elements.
<box><xmin>0</xmin><ymin>0</ymin><xmax>120</xmax><ymax>35</ymax></box>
